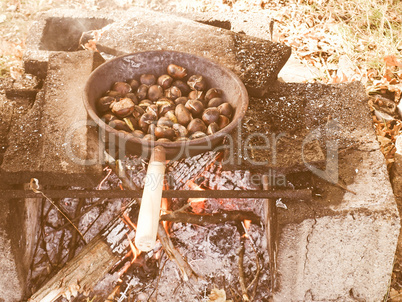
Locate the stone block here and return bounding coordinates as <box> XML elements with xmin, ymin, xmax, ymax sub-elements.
<box><xmin>96</xmin><ymin>7</ymin><xmax>291</xmax><ymax>97</ymax></box>
<box><xmin>23</xmin><ymin>9</ymin><xmax>115</xmax><ymax>79</ymax></box>
<box><xmin>0</xmin><ymin>198</ymin><xmax>25</xmax><ymax>302</ymax></box>
<box><xmin>1</xmin><ymin>51</ymin><xmax>103</xmax><ymax>187</ymax></box>
<box><xmin>275</xmin><ymin>148</ymin><xmax>399</xmax><ymax>301</ymax></box>
<box><xmin>266</xmin><ymin>81</ymin><xmax>400</xmax><ymax>301</ymax></box>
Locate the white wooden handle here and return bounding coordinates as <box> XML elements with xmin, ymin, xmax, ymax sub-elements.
<box><xmin>135</xmin><ymin>146</ymin><xmax>166</xmax><ymax>251</ymax></box>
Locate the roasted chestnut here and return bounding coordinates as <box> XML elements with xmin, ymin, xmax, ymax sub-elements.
<box><xmin>165</xmin><ymin>110</ymin><xmax>178</xmax><ymax>124</ymax></box>
<box><xmin>111</xmin><ymin>98</ymin><xmax>135</xmax><ymax>118</ymax></box>
<box><xmin>174</xmin><ymin>96</ymin><xmax>188</xmax><ymax>106</ymax></box>
<box><xmin>148</xmin><ymin>85</ymin><xmax>164</xmax><ymax>102</ymax></box>
<box><xmin>188</xmin><ymin>90</ymin><xmax>205</xmax><ymax>102</ymax></box>
<box><xmin>96</xmin><ymin>96</ymin><xmax>115</xmax><ymax>113</ymax></box>
<box><xmin>125</xmin><ymin>92</ymin><xmax>139</xmax><ymax>105</ymax></box>
<box><xmin>190</xmin><ymin>131</ymin><xmax>207</xmax><ymax>139</ymax></box>
<box><xmin>137</xmin><ymin>84</ymin><xmax>149</xmax><ymax>100</ymax></box>
<box><xmin>218</xmin><ymin>102</ymin><xmax>233</xmax><ymax>118</ymax></box>
<box><xmin>172</xmin><ymin>80</ymin><xmax>191</xmax><ymax>95</ymax></box>
<box><xmin>112</xmin><ymin>82</ymin><xmax>131</xmax><ymax>96</ymax></box>
<box><xmin>127</xmin><ymin>79</ymin><xmax>140</xmax><ymax>91</ymax></box>
<box><xmin>132</xmin><ymin>130</ymin><xmax>145</xmax><ymax>139</ymax></box>
<box><xmin>146</xmin><ymin>104</ymin><xmax>159</xmax><ymax>118</ymax></box>
<box><xmin>132</xmin><ymin>105</ymin><xmax>145</xmax><ymax>119</ymax></box>
<box><xmin>187</xmin><ymin>75</ymin><xmax>207</xmax><ymax>91</ymax></box>
<box><xmin>207</xmin><ymin>122</ymin><xmax>220</xmax><ymax>135</ymax></box>
<box><xmin>139</xmin><ymin>99</ymin><xmax>153</xmax><ymax>110</ymax></box>
<box><xmin>157</xmin><ymin>117</ymin><xmax>173</xmax><ymax>128</ymax></box>
<box><xmin>148</xmin><ymin>123</ymin><xmax>156</xmax><ymax>136</ymax></box>
<box><xmin>175</xmin><ymin>104</ymin><xmax>192</xmax><ymax>126</ymax></box>
<box><xmin>155</xmin><ymin>126</ymin><xmax>175</xmax><ymax>139</ymax></box>
<box><xmin>157</xmin><ymin>138</ymin><xmax>172</xmax><ymax>143</ymax></box>
<box><xmin>208</xmin><ymin>97</ymin><xmax>224</xmax><ymax>108</ymax></box>
<box><xmin>101</xmin><ymin>113</ymin><xmax>118</xmax><ymax>123</ymax></box>
<box><xmin>167</xmin><ymin>64</ymin><xmax>187</xmax><ymax>79</ymax></box>
<box><xmin>185</xmin><ymin>99</ymin><xmax>204</xmax><ymax>117</ymax></box>
<box><xmin>109</xmin><ymin>120</ymin><xmax>131</xmax><ymax>132</ymax></box>
<box><xmin>157</xmin><ymin>74</ymin><xmax>173</xmax><ymax>89</ymax></box>
<box><xmin>139</xmin><ymin>113</ymin><xmax>156</xmax><ymax>133</ymax></box>
<box><xmin>158</xmin><ymin>101</ymin><xmax>175</xmax><ymax>116</ymax></box>
<box><xmin>106</xmin><ymin>90</ymin><xmax>121</xmax><ymax>99</ymax></box>
<box><xmin>173</xmin><ymin>123</ymin><xmax>188</xmax><ymax>137</ymax></box>
<box><xmin>202</xmin><ymin>107</ymin><xmax>220</xmax><ymax>125</ymax></box>
<box><xmin>164</xmin><ymin>86</ymin><xmax>182</xmax><ymax>99</ymax></box>
<box><xmin>143</xmin><ymin>134</ymin><xmax>155</xmax><ymax>141</ymax></box>
<box><xmin>140</xmin><ymin>74</ymin><xmax>156</xmax><ymax>86</ymax></box>
<box><xmin>205</xmin><ymin>88</ymin><xmax>222</xmax><ymax>102</ymax></box>
<box><xmin>187</xmin><ymin>118</ymin><xmax>207</xmax><ymax>135</ymax></box>
<box><xmin>217</xmin><ymin>115</ymin><xmax>230</xmax><ymax>129</ymax></box>
<box><xmin>155</xmin><ymin>98</ymin><xmax>173</xmax><ymax>107</ymax></box>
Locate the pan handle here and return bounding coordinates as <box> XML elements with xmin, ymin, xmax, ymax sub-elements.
<box><xmin>135</xmin><ymin>146</ymin><xmax>166</xmax><ymax>251</ymax></box>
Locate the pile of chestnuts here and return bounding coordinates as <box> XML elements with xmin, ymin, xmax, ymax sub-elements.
<box><xmin>96</xmin><ymin>64</ymin><xmax>234</xmax><ymax>142</ymax></box>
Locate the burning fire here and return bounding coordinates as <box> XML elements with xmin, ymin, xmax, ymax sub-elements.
<box><xmin>241</xmin><ymin>220</ymin><xmax>252</xmax><ymax>239</ymax></box>
<box><xmin>243</xmin><ymin>219</ymin><xmax>251</xmax><ymax>231</ymax></box>
<box><xmin>186</xmin><ymin>179</ymin><xmax>206</xmax><ymax>214</ymax></box>
<box><xmin>126</xmin><ymin>233</ymin><xmax>141</xmax><ymax>263</ymax></box>
<box><xmin>161</xmin><ymin>183</ymin><xmax>169</xmax><ymax>232</ymax></box>
<box><xmin>120</xmin><ymin>213</ymin><xmax>141</xmax><ymax>266</ymax></box>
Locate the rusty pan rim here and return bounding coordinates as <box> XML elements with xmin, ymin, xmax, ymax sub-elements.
<box><xmin>83</xmin><ymin>50</ymin><xmax>248</xmax><ymax>155</ymax></box>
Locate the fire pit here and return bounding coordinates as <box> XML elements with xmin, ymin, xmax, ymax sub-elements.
<box><xmin>0</xmin><ymin>7</ymin><xmax>399</xmax><ymax>302</ymax></box>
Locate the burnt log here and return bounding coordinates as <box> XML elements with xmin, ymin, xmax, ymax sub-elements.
<box><xmin>28</xmin><ymin>234</ymin><xmax>120</xmax><ymax>302</ymax></box>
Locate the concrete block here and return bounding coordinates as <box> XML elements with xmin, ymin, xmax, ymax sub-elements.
<box><xmin>0</xmin><ymin>199</ymin><xmax>25</xmax><ymax>302</ymax></box>
<box><xmin>96</xmin><ymin>7</ymin><xmax>291</xmax><ymax>97</ymax></box>
<box><xmin>269</xmin><ymin>82</ymin><xmax>400</xmax><ymax>301</ymax></box>
<box><xmin>1</xmin><ymin>51</ymin><xmax>103</xmax><ymax>187</ymax></box>
<box><xmin>23</xmin><ymin>8</ymin><xmax>291</xmax><ymax>96</ymax></box>
<box><xmin>23</xmin><ymin>9</ymin><xmax>115</xmax><ymax>79</ymax></box>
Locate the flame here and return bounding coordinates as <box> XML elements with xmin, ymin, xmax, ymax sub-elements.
<box><xmin>122</xmin><ymin>212</ymin><xmax>137</xmax><ymax>231</ymax></box>
<box><xmin>118</xmin><ymin>214</ymin><xmax>141</xmax><ymax>274</ymax></box>
<box><xmin>126</xmin><ymin>233</ymin><xmax>141</xmax><ymax>263</ymax></box>
<box><xmin>243</xmin><ymin>219</ymin><xmax>251</xmax><ymax>230</ymax></box>
<box><xmin>155</xmin><ymin>248</ymin><xmax>162</xmax><ymax>260</ymax></box>
<box><xmin>186</xmin><ymin>180</ymin><xmax>206</xmax><ymax>213</ymax></box>
<box><xmin>241</xmin><ymin>220</ymin><xmax>252</xmax><ymax>238</ymax></box>
<box><xmin>161</xmin><ymin>182</ymin><xmax>170</xmax><ymax>232</ymax></box>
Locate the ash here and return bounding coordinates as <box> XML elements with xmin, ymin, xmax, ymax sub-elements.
<box><xmin>117</xmin><ymin>222</ymin><xmax>271</xmax><ymax>302</ymax></box>
<box><xmin>28</xmin><ymin>174</ymin><xmax>128</xmax><ymax>294</ymax></box>
<box><xmin>29</xmin><ymin>152</ymin><xmax>272</xmax><ymax>301</ymax></box>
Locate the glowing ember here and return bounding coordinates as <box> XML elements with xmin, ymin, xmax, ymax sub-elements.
<box><xmin>97</xmin><ymin>166</ymin><xmax>112</xmax><ymax>190</ymax></box>
<box><xmin>161</xmin><ymin>183</ymin><xmax>169</xmax><ymax>232</ymax></box>
<box><xmin>243</xmin><ymin>219</ymin><xmax>251</xmax><ymax>230</ymax></box>
<box><xmin>186</xmin><ymin>180</ymin><xmax>207</xmax><ymax>214</ymax></box>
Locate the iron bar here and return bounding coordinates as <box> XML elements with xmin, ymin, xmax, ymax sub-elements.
<box><xmin>2</xmin><ymin>189</ymin><xmax>312</xmax><ymax>200</ymax></box>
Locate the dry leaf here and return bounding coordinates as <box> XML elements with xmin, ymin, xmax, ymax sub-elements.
<box><xmin>208</xmin><ymin>288</ymin><xmax>232</xmax><ymax>302</ymax></box>
<box><xmin>384</xmin><ymin>55</ymin><xmax>402</xmax><ymax>68</ymax></box>
<box><xmin>10</xmin><ymin>66</ymin><xmax>23</xmax><ymax>80</ymax></box>
<box><xmin>384</xmin><ymin>68</ymin><xmax>396</xmax><ymax>82</ymax></box>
